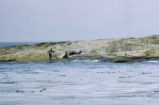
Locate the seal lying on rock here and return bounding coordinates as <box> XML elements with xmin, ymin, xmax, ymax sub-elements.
<box><xmin>59</xmin><ymin>51</ymin><xmax>68</xmax><ymax>59</ymax></box>
<box><xmin>59</xmin><ymin>50</ymin><xmax>82</xmax><ymax>59</ymax></box>
<box><xmin>68</xmin><ymin>50</ymin><xmax>82</xmax><ymax>56</ymax></box>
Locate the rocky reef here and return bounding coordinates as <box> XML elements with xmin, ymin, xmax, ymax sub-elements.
<box><xmin>1</xmin><ymin>35</ymin><xmax>159</xmax><ymax>63</ymax></box>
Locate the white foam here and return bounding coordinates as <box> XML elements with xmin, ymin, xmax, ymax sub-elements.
<box><xmin>72</xmin><ymin>60</ymin><xmax>100</xmax><ymax>63</ymax></box>
<box><xmin>148</xmin><ymin>61</ymin><xmax>159</xmax><ymax>63</ymax></box>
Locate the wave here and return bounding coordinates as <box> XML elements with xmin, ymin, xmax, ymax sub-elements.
<box><xmin>148</xmin><ymin>60</ymin><xmax>159</xmax><ymax>63</ymax></box>
<box><xmin>71</xmin><ymin>59</ymin><xmax>101</xmax><ymax>63</ymax></box>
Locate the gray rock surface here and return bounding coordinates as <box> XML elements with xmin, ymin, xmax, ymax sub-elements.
<box><xmin>1</xmin><ymin>35</ymin><xmax>159</xmax><ymax>62</ymax></box>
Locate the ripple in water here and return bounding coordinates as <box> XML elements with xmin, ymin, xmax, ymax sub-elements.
<box><xmin>0</xmin><ymin>61</ymin><xmax>159</xmax><ymax>105</ymax></box>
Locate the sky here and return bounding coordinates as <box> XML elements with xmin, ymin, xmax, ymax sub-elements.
<box><xmin>0</xmin><ymin>0</ymin><xmax>159</xmax><ymax>42</ymax></box>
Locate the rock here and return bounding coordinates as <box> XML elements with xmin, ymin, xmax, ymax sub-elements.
<box><xmin>1</xmin><ymin>35</ymin><xmax>159</xmax><ymax>62</ymax></box>
<box><xmin>16</xmin><ymin>90</ymin><xmax>24</xmax><ymax>93</ymax></box>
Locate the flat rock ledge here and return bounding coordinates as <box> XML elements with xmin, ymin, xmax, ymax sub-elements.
<box><xmin>1</xmin><ymin>35</ymin><xmax>159</xmax><ymax>63</ymax></box>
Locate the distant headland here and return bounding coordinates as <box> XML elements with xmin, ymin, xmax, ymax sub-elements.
<box><xmin>1</xmin><ymin>35</ymin><xmax>159</xmax><ymax>63</ymax></box>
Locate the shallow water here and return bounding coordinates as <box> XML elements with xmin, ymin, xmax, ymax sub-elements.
<box><xmin>0</xmin><ymin>60</ymin><xmax>159</xmax><ymax>105</ymax></box>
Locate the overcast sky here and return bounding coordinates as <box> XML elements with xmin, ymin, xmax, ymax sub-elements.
<box><xmin>0</xmin><ymin>0</ymin><xmax>159</xmax><ymax>42</ymax></box>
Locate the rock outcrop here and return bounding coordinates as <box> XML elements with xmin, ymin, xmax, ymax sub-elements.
<box><xmin>1</xmin><ymin>35</ymin><xmax>159</xmax><ymax>62</ymax></box>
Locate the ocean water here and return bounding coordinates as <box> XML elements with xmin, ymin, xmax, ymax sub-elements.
<box><xmin>0</xmin><ymin>43</ymin><xmax>159</xmax><ymax>105</ymax></box>
<box><xmin>0</xmin><ymin>42</ymin><xmax>36</xmax><ymax>47</ymax></box>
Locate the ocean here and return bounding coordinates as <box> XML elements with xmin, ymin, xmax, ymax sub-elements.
<box><xmin>0</xmin><ymin>42</ymin><xmax>36</xmax><ymax>48</ymax></box>
<box><xmin>0</xmin><ymin>43</ymin><xmax>159</xmax><ymax>105</ymax></box>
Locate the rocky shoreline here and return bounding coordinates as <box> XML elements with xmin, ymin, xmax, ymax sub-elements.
<box><xmin>0</xmin><ymin>35</ymin><xmax>159</xmax><ymax>63</ymax></box>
